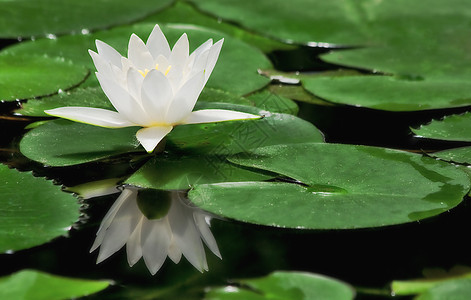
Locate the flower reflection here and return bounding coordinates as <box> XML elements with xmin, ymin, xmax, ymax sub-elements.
<box><xmin>45</xmin><ymin>24</ymin><xmax>259</xmax><ymax>152</ymax></box>
<box><xmin>90</xmin><ymin>186</ymin><xmax>221</xmax><ymax>274</ymax></box>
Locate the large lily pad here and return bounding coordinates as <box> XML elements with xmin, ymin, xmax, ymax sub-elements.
<box><xmin>20</xmin><ymin>107</ymin><xmax>323</xmax><ymax>166</ymax></box>
<box><xmin>143</xmin><ymin>1</ymin><xmax>292</xmax><ymax>53</ymax></box>
<box><xmin>0</xmin><ymin>165</ymin><xmax>79</xmax><ymax>252</ymax></box>
<box><xmin>125</xmin><ymin>154</ymin><xmax>273</xmax><ymax>190</ymax></box>
<box><xmin>189</xmin><ymin>143</ymin><xmax>470</xmax><ymax>229</ymax></box>
<box><xmin>205</xmin><ymin>271</ymin><xmax>354</xmax><ymax>300</ymax></box>
<box><xmin>19</xmin><ymin>119</ymin><xmax>141</xmax><ymax>167</ymax></box>
<box><xmin>5</xmin><ymin>23</ymin><xmax>272</xmax><ymax>96</ymax></box>
<box><xmin>303</xmin><ymin>75</ymin><xmax>471</xmax><ymax>111</ymax></box>
<box><xmin>0</xmin><ymin>54</ymin><xmax>88</xmax><ymax>101</ymax></box>
<box><xmin>412</xmin><ymin>112</ymin><xmax>471</xmax><ymax>142</ymax></box>
<box><xmin>0</xmin><ymin>0</ymin><xmax>173</xmax><ymax>38</ymax></box>
<box><xmin>416</xmin><ymin>279</ymin><xmax>471</xmax><ymax>300</ymax></box>
<box><xmin>0</xmin><ymin>269</ymin><xmax>110</xmax><ymax>300</ymax></box>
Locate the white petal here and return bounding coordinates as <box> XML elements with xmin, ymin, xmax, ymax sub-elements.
<box><xmin>89</xmin><ymin>50</ymin><xmax>113</xmax><ymax>77</ymax></box>
<box><xmin>45</xmin><ymin>107</ymin><xmax>136</xmax><ymax>128</ymax></box>
<box><xmin>154</xmin><ymin>54</ymin><xmax>170</xmax><ymax>72</ymax></box>
<box><xmin>146</xmin><ymin>24</ymin><xmax>171</xmax><ymax>59</ymax></box>
<box><xmin>204</xmin><ymin>39</ymin><xmax>224</xmax><ymax>85</ymax></box>
<box><xmin>188</xmin><ymin>49</ymin><xmax>210</xmax><ymax>79</ymax></box>
<box><xmin>141</xmin><ymin>219</ymin><xmax>171</xmax><ymax>275</ymax></box>
<box><xmin>183</xmin><ymin>109</ymin><xmax>260</xmax><ymax>125</ymax></box>
<box><xmin>167</xmin><ymin>240</ymin><xmax>182</xmax><ymax>264</ymax></box>
<box><xmin>186</xmin><ymin>39</ymin><xmax>213</xmax><ymax>74</ymax></box>
<box><xmin>167</xmin><ymin>199</ymin><xmax>207</xmax><ymax>272</ymax></box>
<box><xmin>128</xmin><ymin>34</ymin><xmax>154</xmax><ymax>71</ymax></box>
<box><xmin>96</xmin><ymin>72</ymin><xmax>147</xmax><ymax>124</ymax></box>
<box><xmin>164</xmin><ymin>71</ymin><xmax>205</xmax><ymax>124</ymax></box>
<box><xmin>96</xmin><ymin>40</ymin><xmax>123</xmax><ymax>67</ymax></box>
<box><xmin>141</xmin><ymin>69</ymin><xmax>174</xmax><ymax>122</ymax></box>
<box><xmin>194</xmin><ymin>213</ymin><xmax>221</xmax><ymax>259</ymax></box>
<box><xmin>96</xmin><ymin>193</ymin><xmax>142</xmax><ymax>263</ymax></box>
<box><xmin>126</xmin><ymin>68</ymin><xmax>144</xmax><ymax>101</ymax></box>
<box><xmin>136</xmin><ymin>126</ymin><xmax>173</xmax><ymax>153</ymax></box>
<box><xmin>126</xmin><ymin>216</ymin><xmax>144</xmax><ymax>266</ymax></box>
<box><xmin>91</xmin><ymin>189</ymin><xmax>135</xmax><ymax>253</ymax></box>
<box><xmin>169</xmin><ymin>33</ymin><xmax>189</xmax><ymax>69</ymax></box>
<box><xmin>165</xmin><ymin>64</ymin><xmax>184</xmax><ymax>94</ymax></box>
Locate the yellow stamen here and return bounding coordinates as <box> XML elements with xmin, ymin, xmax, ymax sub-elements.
<box><xmin>164</xmin><ymin>65</ymin><xmax>172</xmax><ymax>76</ymax></box>
<box><xmin>138</xmin><ymin>69</ymin><xmax>149</xmax><ymax>77</ymax></box>
<box><xmin>155</xmin><ymin>63</ymin><xmax>159</xmax><ymax>71</ymax></box>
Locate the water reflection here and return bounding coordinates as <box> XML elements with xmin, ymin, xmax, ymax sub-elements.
<box><xmin>89</xmin><ymin>186</ymin><xmax>221</xmax><ymax>275</ymax></box>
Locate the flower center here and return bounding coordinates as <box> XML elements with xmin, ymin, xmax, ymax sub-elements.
<box><xmin>138</xmin><ymin>63</ymin><xmax>172</xmax><ymax>77</ymax></box>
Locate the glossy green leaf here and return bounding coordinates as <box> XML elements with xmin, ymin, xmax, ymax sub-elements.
<box><xmin>0</xmin><ymin>0</ymin><xmax>173</xmax><ymax>38</ymax></box>
<box><xmin>246</xmin><ymin>90</ymin><xmax>299</xmax><ymax>115</ymax></box>
<box><xmin>187</xmin><ymin>0</ymin><xmax>370</xmax><ymax>45</ymax></box>
<box><xmin>0</xmin><ymin>165</ymin><xmax>79</xmax><ymax>252</ymax></box>
<box><xmin>143</xmin><ymin>1</ymin><xmax>292</xmax><ymax>53</ymax></box>
<box><xmin>0</xmin><ymin>269</ymin><xmax>110</xmax><ymax>300</ymax></box>
<box><xmin>5</xmin><ymin>23</ymin><xmax>272</xmax><ymax>96</ymax></box>
<box><xmin>20</xmin><ymin>107</ymin><xmax>323</xmax><ymax>166</ymax></box>
<box><xmin>392</xmin><ymin>266</ymin><xmax>471</xmax><ymax>296</ymax></box>
<box><xmin>205</xmin><ymin>271</ymin><xmax>354</xmax><ymax>300</ymax></box>
<box><xmin>412</xmin><ymin>112</ymin><xmax>471</xmax><ymax>142</ymax></box>
<box><xmin>0</xmin><ymin>54</ymin><xmax>88</xmax><ymax>101</ymax></box>
<box><xmin>416</xmin><ymin>279</ymin><xmax>471</xmax><ymax>300</ymax></box>
<box><xmin>16</xmin><ymin>87</ymin><xmax>253</xmax><ymax>117</ymax></box>
<box><xmin>126</xmin><ymin>154</ymin><xmax>272</xmax><ymax>190</ymax></box>
<box><xmin>19</xmin><ymin>119</ymin><xmax>141</xmax><ymax>167</ymax></box>
<box><xmin>303</xmin><ymin>76</ymin><xmax>471</xmax><ymax>111</ymax></box>
<box><xmin>431</xmin><ymin>147</ymin><xmax>471</xmax><ymax>165</ymax></box>
<box><xmin>166</xmin><ymin>112</ymin><xmax>324</xmax><ymax>155</ymax></box>
<box><xmin>189</xmin><ymin>143</ymin><xmax>470</xmax><ymax>229</ymax></box>
<box><xmin>17</xmin><ymin>87</ymin><xmax>113</xmax><ymax>117</ymax></box>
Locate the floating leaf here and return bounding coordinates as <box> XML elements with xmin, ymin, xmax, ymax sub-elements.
<box><xmin>0</xmin><ymin>269</ymin><xmax>110</xmax><ymax>300</ymax></box>
<box><xmin>303</xmin><ymin>75</ymin><xmax>471</xmax><ymax>111</ymax></box>
<box><xmin>126</xmin><ymin>154</ymin><xmax>272</xmax><ymax>190</ymax></box>
<box><xmin>0</xmin><ymin>165</ymin><xmax>79</xmax><ymax>252</ymax></box>
<box><xmin>205</xmin><ymin>271</ymin><xmax>354</xmax><ymax>300</ymax></box>
<box><xmin>412</xmin><ymin>112</ymin><xmax>471</xmax><ymax>142</ymax></box>
<box><xmin>246</xmin><ymin>90</ymin><xmax>299</xmax><ymax>115</ymax></box>
<box><xmin>0</xmin><ymin>0</ymin><xmax>173</xmax><ymax>38</ymax></box>
<box><xmin>19</xmin><ymin>119</ymin><xmax>140</xmax><ymax>167</ymax></box>
<box><xmin>5</xmin><ymin>23</ymin><xmax>272</xmax><ymax>96</ymax></box>
<box><xmin>0</xmin><ymin>54</ymin><xmax>88</xmax><ymax>101</ymax></box>
<box><xmin>392</xmin><ymin>266</ymin><xmax>471</xmax><ymax>296</ymax></box>
<box><xmin>416</xmin><ymin>278</ymin><xmax>471</xmax><ymax>300</ymax></box>
<box><xmin>143</xmin><ymin>1</ymin><xmax>292</xmax><ymax>53</ymax></box>
<box><xmin>431</xmin><ymin>147</ymin><xmax>471</xmax><ymax>165</ymax></box>
<box><xmin>20</xmin><ymin>107</ymin><xmax>323</xmax><ymax>166</ymax></box>
<box><xmin>189</xmin><ymin>143</ymin><xmax>470</xmax><ymax>229</ymax></box>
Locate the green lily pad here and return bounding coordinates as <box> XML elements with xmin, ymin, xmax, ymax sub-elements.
<box><xmin>20</xmin><ymin>107</ymin><xmax>323</xmax><ymax>166</ymax></box>
<box><xmin>303</xmin><ymin>75</ymin><xmax>471</xmax><ymax>111</ymax></box>
<box><xmin>412</xmin><ymin>112</ymin><xmax>471</xmax><ymax>142</ymax></box>
<box><xmin>5</xmin><ymin>23</ymin><xmax>272</xmax><ymax>96</ymax></box>
<box><xmin>0</xmin><ymin>0</ymin><xmax>173</xmax><ymax>38</ymax></box>
<box><xmin>17</xmin><ymin>87</ymin><xmax>113</xmax><ymax>117</ymax></box>
<box><xmin>205</xmin><ymin>271</ymin><xmax>354</xmax><ymax>300</ymax></box>
<box><xmin>431</xmin><ymin>147</ymin><xmax>471</xmax><ymax>165</ymax></box>
<box><xmin>143</xmin><ymin>1</ymin><xmax>293</xmax><ymax>53</ymax></box>
<box><xmin>392</xmin><ymin>266</ymin><xmax>471</xmax><ymax>296</ymax></box>
<box><xmin>0</xmin><ymin>54</ymin><xmax>88</xmax><ymax>101</ymax></box>
<box><xmin>189</xmin><ymin>143</ymin><xmax>470</xmax><ymax>229</ymax></box>
<box><xmin>0</xmin><ymin>269</ymin><xmax>110</xmax><ymax>300</ymax></box>
<box><xmin>19</xmin><ymin>119</ymin><xmax>141</xmax><ymax>167</ymax></box>
<box><xmin>416</xmin><ymin>279</ymin><xmax>471</xmax><ymax>300</ymax></box>
<box><xmin>187</xmin><ymin>0</ymin><xmax>370</xmax><ymax>45</ymax></box>
<box><xmin>126</xmin><ymin>154</ymin><xmax>273</xmax><ymax>190</ymax></box>
<box><xmin>246</xmin><ymin>90</ymin><xmax>299</xmax><ymax>115</ymax></box>
<box><xmin>0</xmin><ymin>165</ymin><xmax>79</xmax><ymax>252</ymax></box>
<box><xmin>16</xmin><ymin>87</ymin><xmax>254</xmax><ymax>117</ymax></box>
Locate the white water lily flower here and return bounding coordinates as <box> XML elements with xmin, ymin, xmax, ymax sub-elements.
<box><xmin>45</xmin><ymin>24</ymin><xmax>260</xmax><ymax>152</ymax></box>
<box><xmin>91</xmin><ymin>187</ymin><xmax>221</xmax><ymax>274</ymax></box>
